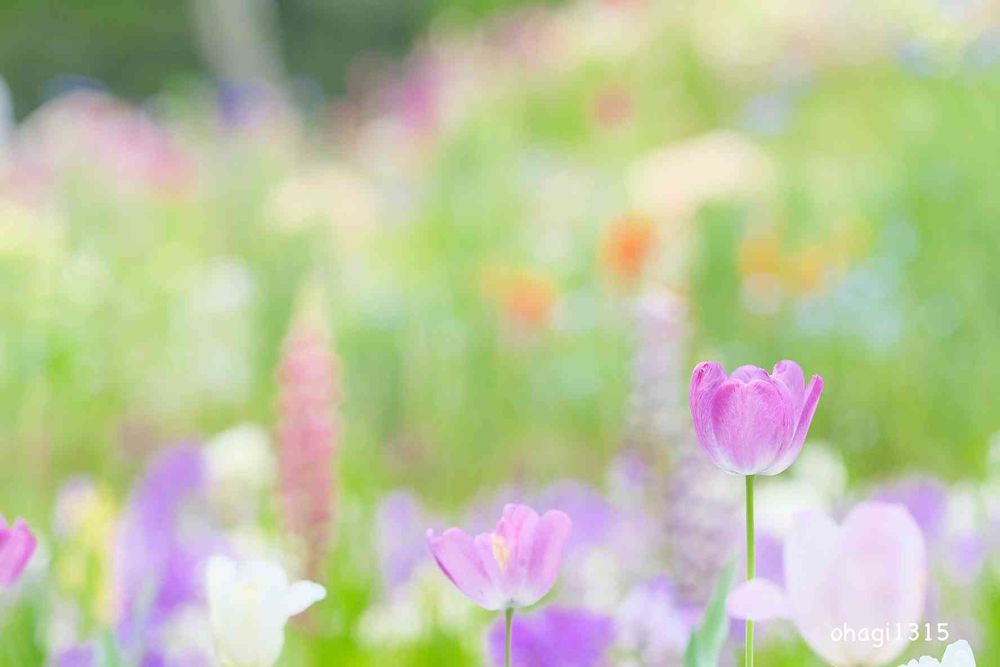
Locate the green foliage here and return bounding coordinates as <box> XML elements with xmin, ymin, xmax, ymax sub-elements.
<box><xmin>684</xmin><ymin>562</ymin><xmax>736</xmax><ymax>667</ymax></box>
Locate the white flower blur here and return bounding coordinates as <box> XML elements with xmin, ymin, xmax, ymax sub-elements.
<box><xmin>898</xmin><ymin>640</ymin><xmax>976</xmax><ymax>667</ymax></box>
<box><xmin>206</xmin><ymin>556</ymin><xmax>326</xmax><ymax>667</ymax></box>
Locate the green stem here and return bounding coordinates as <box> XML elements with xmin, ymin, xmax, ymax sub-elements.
<box><xmin>505</xmin><ymin>607</ymin><xmax>514</xmax><ymax>667</ymax></box>
<box><xmin>746</xmin><ymin>474</ymin><xmax>755</xmax><ymax>667</ymax></box>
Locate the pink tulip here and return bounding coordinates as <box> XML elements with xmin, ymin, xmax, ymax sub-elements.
<box><xmin>690</xmin><ymin>360</ymin><xmax>823</xmax><ymax>475</ymax></box>
<box><xmin>426</xmin><ymin>504</ymin><xmax>572</xmax><ymax>611</ymax></box>
<box><xmin>0</xmin><ymin>516</ymin><xmax>37</xmax><ymax>587</ymax></box>
<box><xmin>727</xmin><ymin>502</ymin><xmax>927</xmax><ymax>666</ymax></box>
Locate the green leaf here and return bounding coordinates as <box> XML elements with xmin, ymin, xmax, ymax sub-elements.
<box><xmin>101</xmin><ymin>628</ymin><xmax>126</xmax><ymax>667</ymax></box>
<box><xmin>684</xmin><ymin>561</ymin><xmax>737</xmax><ymax>667</ymax></box>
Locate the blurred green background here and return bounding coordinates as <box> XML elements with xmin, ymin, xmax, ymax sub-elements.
<box><xmin>0</xmin><ymin>0</ymin><xmax>558</xmax><ymax>117</ymax></box>
<box><xmin>1</xmin><ymin>0</ymin><xmax>999</xmax><ymax>665</ymax></box>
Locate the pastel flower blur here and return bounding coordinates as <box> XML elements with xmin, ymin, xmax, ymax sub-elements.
<box><xmin>0</xmin><ymin>515</ymin><xmax>37</xmax><ymax>587</ymax></box>
<box><xmin>486</xmin><ymin>606</ymin><xmax>614</xmax><ymax>666</ymax></box>
<box><xmin>690</xmin><ymin>360</ymin><xmax>824</xmax><ymax>476</ymax></box>
<box><xmin>426</xmin><ymin>504</ymin><xmax>572</xmax><ymax>611</ymax></box>
<box><xmin>898</xmin><ymin>640</ymin><xmax>976</xmax><ymax>667</ymax></box>
<box><xmin>206</xmin><ymin>556</ymin><xmax>326</xmax><ymax>667</ymax></box>
<box><xmin>727</xmin><ymin>502</ymin><xmax>927</xmax><ymax>666</ymax></box>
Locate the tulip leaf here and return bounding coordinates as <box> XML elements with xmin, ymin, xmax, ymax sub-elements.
<box><xmin>684</xmin><ymin>561</ymin><xmax>736</xmax><ymax>667</ymax></box>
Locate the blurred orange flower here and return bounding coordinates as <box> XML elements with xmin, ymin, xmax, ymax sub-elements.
<box><xmin>601</xmin><ymin>214</ymin><xmax>657</xmax><ymax>284</ymax></box>
<box><xmin>788</xmin><ymin>245</ymin><xmax>827</xmax><ymax>295</ymax></box>
<box><xmin>739</xmin><ymin>234</ymin><xmax>782</xmax><ymax>279</ymax></box>
<box><xmin>484</xmin><ymin>267</ymin><xmax>558</xmax><ymax>329</ymax></box>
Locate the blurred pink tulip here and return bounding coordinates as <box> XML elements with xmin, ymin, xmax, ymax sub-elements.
<box><xmin>728</xmin><ymin>502</ymin><xmax>927</xmax><ymax>666</ymax></box>
<box><xmin>690</xmin><ymin>360</ymin><xmax>823</xmax><ymax>475</ymax></box>
<box><xmin>427</xmin><ymin>504</ymin><xmax>572</xmax><ymax>611</ymax></box>
<box><xmin>0</xmin><ymin>516</ymin><xmax>37</xmax><ymax>587</ymax></box>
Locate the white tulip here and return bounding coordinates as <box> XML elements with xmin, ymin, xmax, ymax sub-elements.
<box><xmin>206</xmin><ymin>556</ymin><xmax>326</xmax><ymax>667</ymax></box>
<box><xmin>898</xmin><ymin>640</ymin><xmax>976</xmax><ymax>667</ymax></box>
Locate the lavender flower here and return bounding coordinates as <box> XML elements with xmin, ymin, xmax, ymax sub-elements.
<box><xmin>113</xmin><ymin>445</ymin><xmax>221</xmax><ymax>665</ymax></box>
<box><xmin>615</xmin><ymin>578</ymin><xmax>694</xmax><ymax>664</ymax></box>
<box><xmin>486</xmin><ymin>607</ymin><xmax>614</xmax><ymax>667</ymax></box>
<box><xmin>54</xmin><ymin>644</ymin><xmax>98</xmax><ymax>667</ymax></box>
<box><xmin>662</xmin><ymin>445</ymin><xmax>740</xmax><ymax>606</ymax></box>
<box><xmin>874</xmin><ymin>478</ymin><xmax>949</xmax><ymax>539</ymax></box>
<box><xmin>374</xmin><ymin>491</ymin><xmax>432</xmax><ymax>591</ymax></box>
<box><xmin>623</xmin><ymin>292</ymin><xmax>689</xmax><ymax>453</ymax></box>
<box><xmin>622</xmin><ymin>292</ymin><xmax>740</xmax><ymax>607</ymax></box>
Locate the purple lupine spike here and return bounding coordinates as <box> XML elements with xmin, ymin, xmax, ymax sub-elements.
<box><xmin>662</xmin><ymin>445</ymin><xmax>741</xmax><ymax>605</ymax></box>
<box><xmin>623</xmin><ymin>292</ymin><xmax>690</xmax><ymax>453</ymax></box>
<box><xmin>622</xmin><ymin>292</ymin><xmax>740</xmax><ymax>607</ymax></box>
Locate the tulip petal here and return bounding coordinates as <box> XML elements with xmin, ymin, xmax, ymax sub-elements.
<box><xmin>496</xmin><ymin>504</ymin><xmax>540</xmax><ymax>601</ymax></box>
<box><xmin>284</xmin><ymin>580</ymin><xmax>327</xmax><ymax>617</ymax></box>
<box><xmin>784</xmin><ymin>510</ymin><xmax>847</xmax><ymax>664</ymax></box>
<box><xmin>941</xmin><ymin>640</ymin><xmax>976</xmax><ymax>667</ymax></box>
<box><xmin>474</xmin><ymin>531</ymin><xmax>510</xmax><ymax>606</ymax></box>
<box><xmin>791</xmin><ymin>375</ymin><xmax>823</xmax><ymax>449</ymax></box>
<box><xmin>708</xmin><ymin>379</ymin><xmax>794</xmax><ymax>474</ymax></box>
<box><xmin>427</xmin><ymin>528</ymin><xmax>503</xmax><ymax>610</ymax></box>
<box><xmin>837</xmin><ymin>503</ymin><xmax>927</xmax><ymax>665</ymax></box>
<box><xmin>730</xmin><ymin>365</ymin><xmax>770</xmax><ymax>383</ymax></box>
<box><xmin>761</xmin><ymin>374</ymin><xmax>823</xmax><ymax>475</ymax></box>
<box><xmin>519</xmin><ymin>509</ymin><xmax>572</xmax><ymax>607</ymax></box>
<box><xmin>690</xmin><ymin>362</ymin><xmax>728</xmax><ymax>466</ymax></box>
<box><xmin>771</xmin><ymin>360</ymin><xmax>805</xmax><ymax>407</ymax></box>
<box><xmin>727</xmin><ymin>579</ymin><xmax>791</xmax><ymax>621</ymax></box>
<box><xmin>785</xmin><ymin>504</ymin><xmax>927</xmax><ymax>666</ymax></box>
<box><xmin>0</xmin><ymin>518</ymin><xmax>37</xmax><ymax>587</ymax></box>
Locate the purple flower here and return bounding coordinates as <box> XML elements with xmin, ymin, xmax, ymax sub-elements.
<box><xmin>663</xmin><ymin>444</ymin><xmax>741</xmax><ymax>606</ymax></box>
<box><xmin>754</xmin><ymin>531</ymin><xmax>784</xmax><ymax>586</ymax></box>
<box><xmin>625</xmin><ymin>292</ymin><xmax>690</xmax><ymax>452</ymax></box>
<box><xmin>375</xmin><ymin>491</ymin><xmax>432</xmax><ymax>590</ymax></box>
<box><xmin>486</xmin><ymin>607</ymin><xmax>614</xmax><ymax>667</ymax></box>
<box><xmin>873</xmin><ymin>477</ymin><xmax>948</xmax><ymax>540</ymax></box>
<box><xmin>0</xmin><ymin>515</ymin><xmax>37</xmax><ymax>587</ymax></box>
<box><xmin>616</xmin><ymin>578</ymin><xmax>693</xmax><ymax>664</ymax></box>
<box><xmin>427</xmin><ymin>504</ymin><xmax>571</xmax><ymax>611</ymax></box>
<box><xmin>537</xmin><ymin>481</ymin><xmax>615</xmax><ymax>556</ymax></box>
<box><xmin>690</xmin><ymin>360</ymin><xmax>824</xmax><ymax>475</ymax></box>
<box><xmin>55</xmin><ymin>644</ymin><xmax>98</xmax><ymax>667</ymax></box>
<box><xmin>623</xmin><ymin>292</ymin><xmax>740</xmax><ymax>606</ymax></box>
<box><xmin>113</xmin><ymin>445</ymin><xmax>222</xmax><ymax>663</ymax></box>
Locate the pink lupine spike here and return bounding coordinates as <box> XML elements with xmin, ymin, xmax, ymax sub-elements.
<box><xmin>276</xmin><ymin>285</ymin><xmax>340</xmax><ymax>580</ymax></box>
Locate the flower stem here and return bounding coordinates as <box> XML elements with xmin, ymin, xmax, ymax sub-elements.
<box><xmin>505</xmin><ymin>608</ymin><xmax>514</xmax><ymax>667</ymax></box>
<box><xmin>745</xmin><ymin>474</ymin><xmax>755</xmax><ymax>667</ymax></box>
